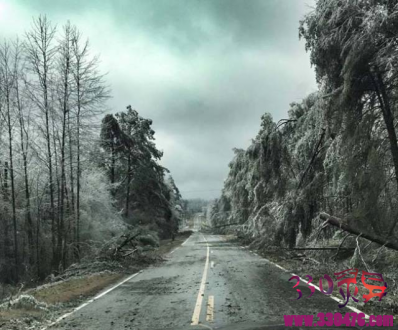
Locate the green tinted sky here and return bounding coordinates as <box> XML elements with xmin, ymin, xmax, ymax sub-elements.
<box><xmin>0</xmin><ymin>0</ymin><xmax>317</xmax><ymax>199</ymax></box>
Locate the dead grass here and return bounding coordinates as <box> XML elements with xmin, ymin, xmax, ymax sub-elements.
<box><xmin>25</xmin><ymin>232</ymin><xmax>192</xmax><ymax>306</ymax></box>
<box><xmin>0</xmin><ymin>308</ymin><xmax>45</xmax><ymax>322</ymax></box>
<box><xmin>0</xmin><ymin>231</ymin><xmax>193</xmax><ymax>329</ymax></box>
<box><xmin>31</xmin><ymin>273</ymin><xmax>124</xmax><ymax>305</ymax></box>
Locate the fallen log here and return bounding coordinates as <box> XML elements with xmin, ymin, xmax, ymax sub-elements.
<box><xmin>319</xmin><ymin>212</ymin><xmax>398</xmax><ymax>251</ymax></box>
<box><xmin>283</xmin><ymin>247</ymin><xmax>354</xmax><ymax>251</ymax></box>
<box><xmin>212</xmin><ymin>222</ymin><xmax>242</xmax><ymax>229</ymax></box>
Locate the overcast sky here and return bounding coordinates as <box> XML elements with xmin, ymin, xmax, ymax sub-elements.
<box><xmin>1</xmin><ymin>0</ymin><xmax>317</xmax><ymax>199</ymax></box>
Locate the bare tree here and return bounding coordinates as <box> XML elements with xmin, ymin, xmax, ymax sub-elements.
<box><xmin>0</xmin><ymin>41</ymin><xmax>19</xmax><ymax>280</ymax></box>
<box><xmin>25</xmin><ymin>16</ymin><xmax>58</xmax><ymax>264</ymax></box>
<box><xmin>71</xmin><ymin>27</ymin><xmax>110</xmax><ymax>260</ymax></box>
<box><xmin>0</xmin><ymin>16</ymin><xmax>131</xmax><ymax>285</ymax></box>
<box><xmin>13</xmin><ymin>39</ymin><xmax>34</xmax><ymax>268</ymax></box>
<box><xmin>56</xmin><ymin>22</ymin><xmax>73</xmax><ymax>269</ymax></box>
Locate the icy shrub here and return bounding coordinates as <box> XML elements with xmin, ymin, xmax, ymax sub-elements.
<box><xmin>0</xmin><ymin>295</ymin><xmax>48</xmax><ymax>311</ymax></box>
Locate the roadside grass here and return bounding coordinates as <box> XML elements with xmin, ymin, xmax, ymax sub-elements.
<box><xmin>32</xmin><ymin>231</ymin><xmax>192</xmax><ymax>306</ymax></box>
<box><xmin>31</xmin><ymin>272</ymin><xmax>125</xmax><ymax>305</ymax></box>
<box><xmin>0</xmin><ymin>308</ymin><xmax>46</xmax><ymax>322</ymax></box>
<box><xmin>0</xmin><ymin>231</ymin><xmax>193</xmax><ymax>329</ymax></box>
<box><xmin>0</xmin><ymin>273</ymin><xmax>125</xmax><ymax>327</ymax></box>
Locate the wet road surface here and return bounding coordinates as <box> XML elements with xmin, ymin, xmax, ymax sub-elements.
<box><xmin>48</xmin><ymin>233</ymin><xmax>367</xmax><ymax>330</ymax></box>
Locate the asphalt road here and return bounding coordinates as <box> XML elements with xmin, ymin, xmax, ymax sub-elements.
<box><xmin>48</xmin><ymin>233</ymin><xmax>380</xmax><ymax>330</ymax></box>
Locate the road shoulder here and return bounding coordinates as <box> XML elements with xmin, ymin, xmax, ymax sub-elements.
<box><xmin>0</xmin><ymin>232</ymin><xmax>192</xmax><ymax>330</ymax></box>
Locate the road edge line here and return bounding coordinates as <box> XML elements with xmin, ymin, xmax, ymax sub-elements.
<box><xmin>191</xmin><ymin>234</ymin><xmax>210</xmax><ymax>325</ymax></box>
<box><xmin>181</xmin><ymin>234</ymin><xmax>192</xmax><ymax>246</ymax></box>
<box><xmin>41</xmin><ymin>271</ymin><xmax>141</xmax><ymax>330</ymax></box>
<box><xmin>258</xmin><ymin>255</ymin><xmax>370</xmax><ymax>319</ymax></box>
<box><xmin>293</xmin><ymin>272</ymin><xmax>369</xmax><ymax>317</ymax></box>
<box><xmin>170</xmin><ymin>233</ymin><xmax>193</xmax><ymax>254</ymax></box>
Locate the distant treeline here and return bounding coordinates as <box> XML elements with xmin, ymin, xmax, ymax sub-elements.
<box><xmin>184</xmin><ymin>198</ymin><xmax>211</xmax><ymax>215</ymax></box>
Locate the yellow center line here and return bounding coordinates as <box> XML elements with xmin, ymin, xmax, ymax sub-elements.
<box><xmin>191</xmin><ymin>234</ymin><xmax>210</xmax><ymax>325</ymax></box>
<box><xmin>206</xmin><ymin>295</ymin><xmax>214</xmax><ymax>322</ymax></box>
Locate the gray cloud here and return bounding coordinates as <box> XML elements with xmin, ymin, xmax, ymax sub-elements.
<box><xmin>2</xmin><ymin>0</ymin><xmax>317</xmax><ymax>199</ymax></box>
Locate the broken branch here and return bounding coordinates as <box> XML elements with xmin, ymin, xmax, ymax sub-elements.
<box><xmin>372</xmin><ymin>242</ymin><xmax>388</xmax><ymax>263</ymax></box>
<box><xmin>319</xmin><ymin>212</ymin><xmax>398</xmax><ymax>251</ymax></box>
<box><xmin>356</xmin><ymin>234</ymin><xmax>370</xmax><ymax>272</ymax></box>
<box><xmin>333</xmin><ymin>232</ymin><xmax>351</xmax><ymax>259</ymax></box>
<box><xmin>298</xmin><ymin>128</ymin><xmax>326</xmax><ymax>189</ymax></box>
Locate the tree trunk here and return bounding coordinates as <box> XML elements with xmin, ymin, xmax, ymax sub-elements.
<box><xmin>44</xmin><ymin>65</ymin><xmax>56</xmax><ymax>268</ymax></box>
<box><xmin>52</xmin><ymin>115</ymin><xmax>60</xmax><ymax>269</ymax></box>
<box><xmin>125</xmin><ymin>151</ymin><xmax>132</xmax><ymax>217</ymax></box>
<box><xmin>25</xmin><ymin>15</ymin><xmax>57</xmax><ymax>270</ymax></box>
<box><xmin>36</xmin><ymin>180</ymin><xmax>41</xmax><ymax>279</ymax></box>
<box><xmin>319</xmin><ymin>212</ymin><xmax>398</xmax><ymax>251</ymax></box>
<box><xmin>298</xmin><ymin>128</ymin><xmax>326</xmax><ymax>189</ymax></box>
<box><xmin>5</xmin><ymin>82</ymin><xmax>19</xmax><ymax>281</ymax></box>
<box><xmin>58</xmin><ymin>27</ymin><xmax>71</xmax><ymax>270</ymax></box>
<box><xmin>68</xmin><ymin>110</ymin><xmax>75</xmax><ymax>262</ymax></box>
<box><xmin>7</xmin><ymin>103</ymin><xmax>18</xmax><ymax>281</ymax></box>
<box><xmin>2</xmin><ymin>163</ymin><xmax>12</xmax><ymax>281</ymax></box>
<box><xmin>76</xmin><ymin>96</ymin><xmax>81</xmax><ymax>261</ymax></box>
<box><xmin>16</xmin><ymin>79</ymin><xmax>33</xmax><ymax>268</ymax></box>
<box><xmin>371</xmin><ymin>71</ymin><xmax>398</xmax><ymax>238</ymax></box>
<box><xmin>111</xmin><ymin>140</ymin><xmax>116</xmax><ymax>185</ymax></box>
<box><xmin>58</xmin><ymin>106</ymin><xmax>67</xmax><ymax>270</ymax></box>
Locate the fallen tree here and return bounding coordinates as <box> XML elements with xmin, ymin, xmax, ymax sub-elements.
<box><xmin>319</xmin><ymin>212</ymin><xmax>398</xmax><ymax>252</ymax></box>
<box><xmin>283</xmin><ymin>247</ymin><xmax>354</xmax><ymax>251</ymax></box>
<box><xmin>98</xmin><ymin>227</ymin><xmax>160</xmax><ymax>261</ymax></box>
<box><xmin>212</xmin><ymin>222</ymin><xmax>242</xmax><ymax>229</ymax></box>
